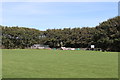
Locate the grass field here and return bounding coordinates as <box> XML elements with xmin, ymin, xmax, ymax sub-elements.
<box><xmin>0</xmin><ymin>50</ymin><xmax>2</xmax><ymax>79</ymax></box>
<box><xmin>2</xmin><ymin>49</ymin><xmax>118</xmax><ymax>78</ymax></box>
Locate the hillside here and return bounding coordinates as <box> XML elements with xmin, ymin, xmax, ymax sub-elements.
<box><xmin>1</xmin><ymin>16</ymin><xmax>120</xmax><ymax>52</ymax></box>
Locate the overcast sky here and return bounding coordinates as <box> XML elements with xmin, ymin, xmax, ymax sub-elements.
<box><xmin>2</xmin><ymin>2</ymin><xmax>118</xmax><ymax>31</ymax></box>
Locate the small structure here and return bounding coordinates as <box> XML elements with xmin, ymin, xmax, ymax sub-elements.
<box><xmin>91</xmin><ymin>45</ymin><xmax>95</xmax><ymax>49</ymax></box>
<box><xmin>31</xmin><ymin>44</ymin><xmax>50</xmax><ymax>49</ymax></box>
<box><xmin>61</xmin><ymin>47</ymin><xmax>75</xmax><ymax>50</ymax></box>
<box><xmin>86</xmin><ymin>45</ymin><xmax>101</xmax><ymax>51</ymax></box>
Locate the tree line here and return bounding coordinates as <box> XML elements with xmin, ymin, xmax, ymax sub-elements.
<box><xmin>1</xmin><ymin>16</ymin><xmax>120</xmax><ymax>52</ymax></box>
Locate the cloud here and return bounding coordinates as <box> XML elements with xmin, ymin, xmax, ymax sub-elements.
<box><xmin>2</xmin><ymin>2</ymin><xmax>54</xmax><ymax>16</ymax></box>
<box><xmin>3</xmin><ymin>2</ymin><xmax>73</xmax><ymax>17</ymax></box>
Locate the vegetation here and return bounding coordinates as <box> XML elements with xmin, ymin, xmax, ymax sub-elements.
<box><xmin>0</xmin><ymin>49</ymin><xmax>1</xmax><ymax>79</ymax></box>
<box><xmin>1</xmin><ymin>16</ymin><xmax>120</xmax><ymax>52</ymax></box>
<box><xmin>2</xmin><ymin>49</ymin><xmax>118</xmax><ymax>78</ymax></box>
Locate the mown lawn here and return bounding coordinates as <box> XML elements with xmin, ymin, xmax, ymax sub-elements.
<box><xmin>2</xmin><ymin>49</ymin><xmax>118</xmax><ymax>78</ymax></box>
<box><xmin>0</xmin><ymin>50</ymin><xmax>2</xmax><ymax>79</ymax></box>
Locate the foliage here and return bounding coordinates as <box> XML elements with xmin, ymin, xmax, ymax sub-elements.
<box><xmin>1</xmin><ymin>26</ymin><xmax>43</xmax><ymax>49</ymax></box>
<box><xmin>93</xmin><ymin>16</ymin><xmax>120</xmax><ymax>51</ymax></box>
<box><xmin>1</xmin><ymin>16</ymin><xmax>120</xmax><ymax>51</ymax></box>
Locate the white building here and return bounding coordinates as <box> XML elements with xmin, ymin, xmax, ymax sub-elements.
<box><xmin>31</xmin><ymin>44</ymin><xmax>50</xmax><ymax>49</ymax></box>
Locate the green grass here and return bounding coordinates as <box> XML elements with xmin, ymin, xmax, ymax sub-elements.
<box><xmin>2</xmin><ymin>49</ymin><xmax>118</xmax><ymax>78</ymax></box>
<box><xmin>0</xmin><ymin>49</ymin><xmax>2</xmax><ymax>79</ymax></box>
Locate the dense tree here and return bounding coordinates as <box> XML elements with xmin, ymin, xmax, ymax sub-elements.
<box><xmin>1</xmin><ymin>26</ymin><xmax>43</xmax><ymax>49</ymax></box>
<box><xmin>93</xmin><ymin>16</ymin><xmax>120</xmax><ymax>51</ymax></box>
<box><xmin>1</xmin><ymin>16</ymin><xmax>120</xmax><ymax>52</ymax></box>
